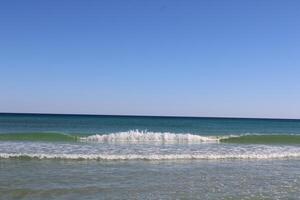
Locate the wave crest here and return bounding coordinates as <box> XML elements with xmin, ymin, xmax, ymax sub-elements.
<box><xmin>80</xmin><ymin>130</ymin><xmax>219</xmax><ymax>143</ymax></box>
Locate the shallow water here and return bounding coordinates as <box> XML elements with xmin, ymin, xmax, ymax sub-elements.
<box><xmin>1</xmin><ymin>159</ymin><xmax>300</xmax><ymax>200</ymax></box>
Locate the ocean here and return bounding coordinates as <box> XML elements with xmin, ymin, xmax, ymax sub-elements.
<box><xmin>1</xmin><ymin>113</ymin><xmax>300</xmax><ymax>199</ymax></box>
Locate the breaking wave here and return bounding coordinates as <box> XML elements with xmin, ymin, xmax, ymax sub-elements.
<box><xmin>1</xmin><ymin>131</ymin><xmax>300</xmax><ymax>161</ymax></box>
<box><xmin>79</xmin><ymin>130</ymin><xmax>219</xmax><ymax>143</ymax></box>
<box><xmin>1</xmin><ymin>130</ymin><xmax>300</xmax><ymax>144</ymax></box>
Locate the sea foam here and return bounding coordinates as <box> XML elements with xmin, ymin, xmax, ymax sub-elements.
<box><xmin>1</xmin><ymin>131</ymin><xmax>300</xmax><ymax>161</ymax></box>
<box><xmin>80</xmin><ymin>130</ymin><xmax>219</xmax><ymax>143</ymax></box>
<box><xmin>1</xmin><ymin>152</ymin><xmax>300</xmax><ymax>160</ymax></box>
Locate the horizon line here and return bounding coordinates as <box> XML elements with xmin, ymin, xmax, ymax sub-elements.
<box><xmin>1</xmin><ymin>112</ymin><xmax>300</xmax><ymax>121</ymax></box>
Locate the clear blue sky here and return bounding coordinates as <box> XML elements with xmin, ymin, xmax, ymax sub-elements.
<box><xmin>1</xmin><ymin>0</ymin><xmax>300</xmax><ymax>118</ymax></box>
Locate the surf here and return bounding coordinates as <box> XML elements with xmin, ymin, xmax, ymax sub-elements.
<box><xmin>1</xmin><ymin>152</ymin><xmax>300</xmax><ymax>160</ymax></box>
<box><xmin>79</xmin><ymin>130</ymin><xmax>219</xmax><ymax>143</ymax></box>
<box><xmin>1</xmin><ymin>131</ymin><xmax>300</xmax><ymax>145</ymax></box>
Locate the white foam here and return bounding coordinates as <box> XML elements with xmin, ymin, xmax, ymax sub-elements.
<box><xmin>1</xmin><ymin>133</ymin><xmax>300</xmax><ymax>161</ymax></box>
<box><xmin>1</xmin><ymin>152</ymin><xmax>300</xmax><ymax>160</ymax></box>
<box><xmin>80</xmin><ymin>130</ymin><xmax>219</xmax><ymax>143</ymax></box>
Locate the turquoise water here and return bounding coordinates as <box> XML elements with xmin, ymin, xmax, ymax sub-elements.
<box><xmin>1</xmin><ymin>113</ymin><xmax>300</xmax><ymax>199</ymax></box>
<box><xmin>2</xmin><ymin>113</ymin><xmax>300</xmax><ymax>135</ymax></box>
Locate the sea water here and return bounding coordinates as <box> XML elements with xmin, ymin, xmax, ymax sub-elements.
<box><xmin>0</xmin><ymin>113</ymin><xmax>300</xmax><ymax>199</ymax></box>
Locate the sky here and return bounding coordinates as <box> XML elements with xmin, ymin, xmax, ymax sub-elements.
<box><xmin>1</xmin><ymin>0</ymin><xmax>300</xmax><ymax>118</ymax></box>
